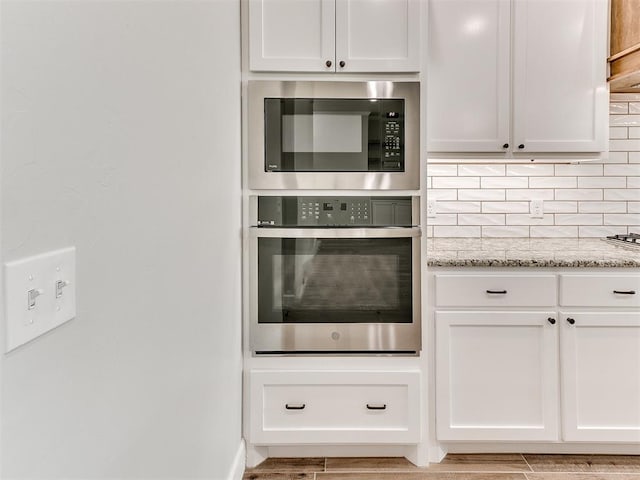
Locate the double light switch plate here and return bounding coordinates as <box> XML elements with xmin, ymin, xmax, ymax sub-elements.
<box><xmin>4</xmin><ymin>247</ymin><xmax>76</xmax><ymax>352</ymax></box>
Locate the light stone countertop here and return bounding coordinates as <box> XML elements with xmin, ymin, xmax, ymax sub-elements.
<box><xmin>426</xmin><ymin>238</ymin><xmax>640</xmax><ymax>268</ymax></box>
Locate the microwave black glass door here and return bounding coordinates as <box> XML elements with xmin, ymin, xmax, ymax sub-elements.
<box><xmin>264</xmin><ymin>98</ymin><xmax>404</xmax><ymax>173</ymax></box>
<box><xmin>258</xmin><ymin>237</ymin><xmax>412</xmax><ymax>324</ymax></box>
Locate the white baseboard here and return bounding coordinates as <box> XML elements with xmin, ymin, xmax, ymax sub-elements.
<box><xmin>227</xmin><ymin>439</ymin><xmax>246</xmax><ymax>480</ymax></box>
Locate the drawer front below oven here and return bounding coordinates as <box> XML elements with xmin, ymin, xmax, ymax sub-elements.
<box><xmin>248</xmin><ymin>370</ymin><xmax>421</xmax><ymax>444</ymax></box>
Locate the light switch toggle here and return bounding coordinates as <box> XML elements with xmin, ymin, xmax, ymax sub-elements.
<box><xmin>27</xmin><ymin>288</ymin><xmax>44</xmax><ymax>310</ymax></box>
<box><xmin>55</xmin><ymin>280</ymin><xmax>70</xmax><ymax>298</ymax></box>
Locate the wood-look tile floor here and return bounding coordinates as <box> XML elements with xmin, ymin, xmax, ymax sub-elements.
<box><xmin>243</xmin><ymin>454</ymin><xmax>640</xmax><ymax>480</ymax></box>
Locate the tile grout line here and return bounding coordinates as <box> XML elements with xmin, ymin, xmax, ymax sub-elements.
<box><xmin>521</xmin><ymin>454</ymin><xmax>534</xmax><ymax>473</ymax></box>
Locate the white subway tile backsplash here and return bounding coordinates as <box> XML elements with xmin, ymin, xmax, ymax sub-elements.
<box><xmin>606</xmin><ymin>151</ymin><xmax>629</xmax><ymax>163</ymax></box>
<box><xmin>482</xmin><ymin>202</ymin><xmax>529</xmax><ymax>213</ymax></box>
<box><xmin>578</xmin><ymin>201</ymin><xmax>627</xmax><ymax>213</ymax></box>
<box><xmin>604</xmin><ymin>213</ymin><xmax>640</xmax><ymax>225</ymax></box>
<box><xmin>481</xmin><ymin>177</ymin><xmax>528</xmax><ymax>188</ymax></box>
<box><xmin>506</xmin><ymin>164</ymin><xmax>554</xmax><ymax>176</ymax></box>
<box><xmin>555</xmin><ymin>214</ymin><xmax>602</xmax><ymax>225</ymax></box>
<box><xmin>458</xmin><ymin>164</ymin><xmax>505</xmax><ymax>176</ymax></box>
<box><xmin>610</xmin><ymin>103</ymin><xmax>629</xmax><ymax>114</ymax></box>
<box><xmin>433</xmin><ymin>226</ymin><xmax>481</xmax><ymax>237</ymax></box>
<box><xmin>427</xmin><ymin>165</ymin><xmax>457</xmax><ymax>176</ymax></box>
<box><xmin>610</xmin><ymin>115</ymin><xmax>640</xmax><ymax>127</ymax></box>
<box><xmin>604</xmin><ymin>189</ymin><xmax>640</xmax><ymax>201</ymax></box>
<box><xmin>610</xmin><ymin>139</ymin><xmax>640</xmax><ymax>151</ymax></box>
<box><xmin>506</xmin><ymin>189</ymin><xmax>554</xmax><ymax>200</ymax></box>
<box><xmin>610</xmin><ymin>127</ymin><xmax>628</xmax><ymax>139</ymax></box>
<box><xmin>555</xmin><ymin>189</ymin><xmax>603</xmax><ymax>200</ymax></box>
<box><xmin>577</xmin><ymin>176</ymin><xmax>627</xmax><ymax>188</ymax></box>
<box><xmin>530</xmin><ymin>226</ymin><xmax>578</xmax><ymax>237</ymax></box>
<box><xmin>423</xmin><ymin>98</ymin><xmax>637</xmax><ymax>238</ymax></box>
<box><xmin>458</xmin><ymin>189</ymin><xmax>505</xmax><ymax>201</ymax></box>
<box><xmin>604</xmin><ymin>164</ymin><xmax>640</xmax><ymax>176</ymax></box>
<box><xmin>426</xmin><ymin>214</ymin><xmax>457</xmax><ymax>225</ymax></box>
<box><xmin>458</xmin><ymin>214</ymin><xmax>505</xmax><ymax>225</ymax></box>
<box><xmin>545</xmin><ymin>201</ymin><xmax>578</xmax><ymax>213</ymax></box>
<box><xmin>579</xmin><ymin>226</ymin><xmax>628</xmax><ymax>237</ymax></box>
<box><xmin>611</xmin><ymin>93</ymin><xmax>640</xmax><ymax>101</ymax></box>
<box><xmin>506</xmin><ymin>214</ymin><xmax>554</xmax><ymax>225</ymax></box>
<box><xmin>482</xmin><ymin>226</ymin><xmax>530</xmax><ymax>237</ymax></box>
<box><xmin>436</xmin><ymin>201</ymin><xmax>481</xmax><ymax>213</ymax></box>
<box><xmin>432</xmin><ymin>176</ymin><xmax>479</xmax><ymax>189</ymax></box>
<box><xmin>529</xmin><ymin>176</ymin><xmax>577</xmax><ymax>188</ymax></box>
<box><xmin>428</xmin><ymin>189</ymin><xmax>457</xmax><ymax>200</ymax></box>
<box><xmin>555</xmin><ymin>164</ymin><xmax>603</xmax><ymax>176</ymax></box>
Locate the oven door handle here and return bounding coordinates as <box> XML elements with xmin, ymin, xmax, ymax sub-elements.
<box><xmin>250</xmin><ymin>227</ymin><xmax>422</xmax><ymax>239</ymax></box>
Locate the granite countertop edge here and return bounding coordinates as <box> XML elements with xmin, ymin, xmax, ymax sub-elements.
<box><xmin>427</xmin><ymin>258</ymin><xmax>640</xmax><ymax>268</ymax></box>
<box><xmin>426</xmin><ymin>238</ymin><xmax>640</xmax><ymax>268</ymax></box>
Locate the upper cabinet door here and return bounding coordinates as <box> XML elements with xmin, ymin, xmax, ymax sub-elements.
<box><xmin>249</xmin><ymin>0</ymin><xmax>336</xmax><ymax>72</ymax></box>
<box><xmin>512</xmin><ymin>0</ymin><xmax>608</xmax><ymax>153</ymax></box>
<box><xmin>427</xmin><ymin>0</ymin><xmax>511</xmax><ymax>152</ymax></box>
<box><xmin>335</xmin><ymin>0</ymin><xmax>420</xmax><ymax>72</ymax></box>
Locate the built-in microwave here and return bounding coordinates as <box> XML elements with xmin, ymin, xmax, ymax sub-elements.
<box><xmin>248</xmin><ymin>81</ymin><xmax>420</xmax><ymax>190</ymax></box>
<box><xmin>249</xmin><ymin>195</ymin><xmax>421</xmax><ymax>354</ymax></box>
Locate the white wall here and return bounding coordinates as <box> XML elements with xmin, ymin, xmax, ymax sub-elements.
<box><xmin>0</xmin><ymin>1</ymin><xmax>243</xmax><ymax>478</ymax></box>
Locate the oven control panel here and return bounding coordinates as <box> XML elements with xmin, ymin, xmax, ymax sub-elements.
<box><xmin>257</xmin><ymin>196</ymin><xmax>414</xmax><ymax>227</ymax></box>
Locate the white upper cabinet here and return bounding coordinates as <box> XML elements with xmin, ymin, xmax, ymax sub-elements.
<box><xmin>427</xmin><ymin>0</ymin><xmax>511</xmax><ymax>152</ymax></box>
<box><xmin>427</xmin><ymin>0</ymin><xmax>608</xmax><ymax>154</ymax></box>
<box><xmin>249</xmin><ymin>0</ymin><xmax>420</xmax><ymax>72</ymax></box>
<box><xmin>249</xmin><ymin>0</ymin><xmax>336</xmax><ymax>72</ymax></box>
<box><xmin>512</xmin><ymin>0</ymin><xmax>608</xmax><ymax>153</ymax></box>
<box><xmin>335</xmin><ymin>0</ymin><xmax>420</xmax><ymax>72</ymax></box>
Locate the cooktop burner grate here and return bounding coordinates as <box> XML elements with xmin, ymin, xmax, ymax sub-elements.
<box><xmin>606</xmin><ymin>233</ymin><xmax>640</xmax><ymax>246</ymax></box>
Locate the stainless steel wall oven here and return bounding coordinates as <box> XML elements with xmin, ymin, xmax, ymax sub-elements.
<box><xmin>249</xmin><ymin>196</ymin><xmax>421</xmax><ymax>354</ymax></box>
<box><xmin>248</xmin><ymin>81</ymin><xmax>420</xmax><ymax>190</ymax></box>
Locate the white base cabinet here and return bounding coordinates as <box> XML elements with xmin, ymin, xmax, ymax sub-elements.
<box><xmin>248</xmin><ymin>370</ymin><xmax>421</xmax><ymax>445</ymax></box>
<box><xmin>433</xmin><ymin>269</ymin><xmax>640</xmax><ymax>446</ymax></box>
<box><xmin>561</xmin><ymin>312</ymin><xmax>640</xmax><ymax>443</ymax></box>
<box><xmin>436</xmin><ymin>311</ymin><xmax>559</xmax><ymax>441</ymax></box>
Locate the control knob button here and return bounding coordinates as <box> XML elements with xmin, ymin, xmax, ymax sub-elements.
<box><xmin>331</xmin><ymin>331</ymin><xmax>340</xmax><ymax>341</ymax></box>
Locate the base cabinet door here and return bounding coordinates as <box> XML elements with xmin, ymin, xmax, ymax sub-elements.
<box><xmin>561</xmin><ymin>312</ymin><xmax>640</xmax><ymax>443</ymax></box>
<box><xmin>248</xmin><ymin>370</ymin><xmax>421</xmax><ymax>444</ymax></box>
<box><xmin>436</xmin><ymin>311</ymin><xmax>559</xmax><ymax>441</ymax></box>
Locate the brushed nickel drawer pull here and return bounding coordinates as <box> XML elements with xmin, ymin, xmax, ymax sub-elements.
<box><xmin>366</xmin><ymin>404</ymin><xmax>387</xmax><ymax>410</ymax></box>
<box><xmin>285</xmin><ymin>403</ymin><xmax>305</xmax><ymax>410</ymax></box>
<box><xmin>486</xmin><ymin>290</ymin><xmax>507</xmax><ymax>294</ymax></box>
<box><xmin>613</xmin><ymin>290</ymin><xmax>636</xmax><ymax>295</ymax></box>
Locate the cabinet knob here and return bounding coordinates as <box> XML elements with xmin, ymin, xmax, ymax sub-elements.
<box><xmin>566</xmin><ymin>317</ymin><xmax>576</xmax><ymax>325</ymax></box>
<box><xmin>325</xmin><ymin>60</ymin><xmax>332</xmax><ymax>68</ymax></box>
<box><xmin>547</xmin><ymin>317</ymin><xmax>556</xmax><ymax>325</ymax></box>
<box><xmin>339</xmin><ymin>60</ymin><xmax>346</xmax><ymax>68</ymax></box>
<box><xmin>613</xmin><ymin>290</ymin><xmax>636</xmax><ymax>295</ymax></box>
<box><xmin>285</xmin><ymin>403</ymin><xmax>306</xmax><ymax>410</ymax></box>
<box><xmin>518</xmin><ymin>144</ymin><xmax>525</xmax><ymax>149</ymax></box>
<box><xmin>486</xmin><ymin>289</ymin><xmax>507</xmax><ymax>294</ymax></box>
<box><xmin>502</xmin><ymin>143</ymin><xmax>509</xmax><ymax>149</ymax></box>
<box><xmin>366</xmin><ymin>404</ymin><xmax>387</xmax><ymax>410</ymax></box>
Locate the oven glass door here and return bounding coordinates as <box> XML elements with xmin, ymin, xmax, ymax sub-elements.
<box><xmin>264</xmin><ymin>98</ymin><xmax>404</xmax><ymax>173</ymax></box>
<box><xmin>258</xmin><ymin>237</ymin><xmax>412</xmax><ymax>324</ymax></box>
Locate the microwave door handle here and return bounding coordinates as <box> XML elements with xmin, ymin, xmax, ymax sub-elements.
<box><xmin>250</xmin><ymin>227</ymin><xmax>421</xmax><ymax>239</ymax></box>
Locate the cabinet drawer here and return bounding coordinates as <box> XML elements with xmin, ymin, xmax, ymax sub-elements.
<box><xmin>435</xmin><ymin>274</ymin><xmax>556</xmax><ymax>307</ymax></box>
<box><xmin>560</xmin><ymin>274</ymin><xmax>640</xmax><ymax>307</ymax></box>
<box><xmin>248</xmin><ymin>370</ymin><xmax>420</xmax><ymax>444</ymax></box>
